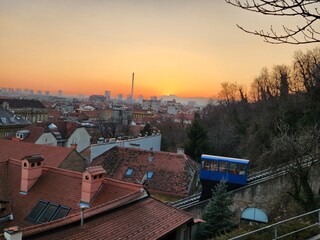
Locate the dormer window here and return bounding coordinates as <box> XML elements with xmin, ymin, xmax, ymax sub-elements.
<box><xmin>125</xmin><ymin>168</ymin><xmax>133</xmax><ymax>177</ymax></box>
<box><xmin>147</xmin><ymin>171</ymin><xmax>153</xmax><ymax>179</ymax></box>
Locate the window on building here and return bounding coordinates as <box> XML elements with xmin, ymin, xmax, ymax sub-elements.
<box><xmin>27</xmin><ymin>200</ymin><xmax>70</xmax><ymax>224</ymax></box>
<box><xmin>37</xmin><ymin>203</ymin><xmax>58</xmax><ymax>223</ymax></box>
<box><xmin>147</xmin><ymin>171</ymin><xmax>153</xmax><ymax>179</ymax></box>
<box><xmin>125</xmin><ymin>168</ymin><xmax>133</xmax><ymax>177</ymax></box>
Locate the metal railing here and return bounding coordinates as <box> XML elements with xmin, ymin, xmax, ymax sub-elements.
<box><xmin>230</xmin><ymin>209</ymin><xmax>320</xmax><ymax>240</ymax></box>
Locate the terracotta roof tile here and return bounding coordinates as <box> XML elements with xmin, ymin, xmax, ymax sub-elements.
<box><xmin>0</xmin><ymin>159</ymin><xmax>144</xmax><ymax>232</ymax></box>
<box><xmin>8</xmin><ymin>125</ymin><xmax>46</xmax><ymax>143</ymax></box>
<box><xmin>91</xmin><ymin>147</ymin><xmax>200</xmax><ymax>198</ymax></box>
<box><xmin>0</xmin><ymin>158</ymin><xmax>194</xmax><ymax>240</ymax></box>
<box><xmin>0</xmin><ymin>139</ymin><xmax>74</xmax><ymax>168</ymax></box>
<box><xmin>23</xmin><ymin>198</ymin><xmax>193</xmax><ymax>240</ymax></box>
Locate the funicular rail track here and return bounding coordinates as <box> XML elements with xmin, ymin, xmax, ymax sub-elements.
<box><xmin>170</xmin><ymin>158</ymin><xmax>318</xmax><ymax>210</ymax></box>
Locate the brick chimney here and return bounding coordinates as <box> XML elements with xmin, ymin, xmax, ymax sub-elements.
<box><xmin>70</xmin><ymin>143</ymin><xmax>77</xmax><ymax>150</ymax></box>
<box><xmin>3</xmin><ymin>226</ymin><xmax>22</xmax><ymax>240</ymax></box>
<box><xmin>81</xmin><ymin>166</ymin><xmax>106</xmax><ymax>204</ymax></box>
<box><xmin>20</xmin><ymin>155</ymin><xmax>44</xmax><ymax>194</ymax></box>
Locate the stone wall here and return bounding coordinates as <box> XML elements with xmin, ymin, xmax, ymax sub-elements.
<box><xmin>185</xmin><ymin>161</ymin><xmax>320</xmax><ymax>220</ymax></box>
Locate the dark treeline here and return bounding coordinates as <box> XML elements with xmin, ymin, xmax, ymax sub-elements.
<box><xmin>201</xmin><ymin>47</ymin><xmax>320</xmax><ymax>170</ymax></box>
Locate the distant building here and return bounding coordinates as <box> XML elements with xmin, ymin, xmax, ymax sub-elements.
<box><xmin>167</xmin><ymin>99</ymin><xmax>182</xmax><ymax>115</ymax></box>
<box><xmin>117</xmin><ymin>93</ymin><xmax>123</xmax><ymax>102</ymax></box>
<box><xmin>112</xmin><ymin>105</ymin><xmax>132</xmax><ymax>125</ymax></box>
<box><xmin>88</xmin><ymin>95</ymin><xmax>105</xmax><ymax>102</ymax></box>
<box><xmin>37</xmin><ymin>90</ymin><xmax>42</xmax><ymax>95</ymax></box>
<box><xmin>104</xmin><ymin>90</ymin><xmax>111</xmax><ymax>100</ymax></box>
<box><xmin>142</xmin><ymin>98</ymin><xmax>161</xmax><ymax>112</ymax></box>
<box><xmin>138</xmin><ymin>95</ymin><xmax>144</xmax><ymax>104</ymax></box>
<box><xmin>0</xmin><ymin>98</ymin><xmax>48</xmax><ymax>123</ymax></box>
<box><xmin>58</xmin><ymin>90</ymin><xmax>62</xmax><ymax>97</ymax></box>
<box><xmin>5</xmin><ymin>121</ymin><xmax>92</xmax><ymax>153</ymax></box>
<box><xmin>0</xmin><ymin>106</ymin><xmax>30</xmax><ymax>138</ymax></box>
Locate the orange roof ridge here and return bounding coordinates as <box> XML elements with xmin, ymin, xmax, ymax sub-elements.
<box><xmin>105</xmin><ymin>177</ymin><xmax>144</xmax><ymax>190</ymax></box>
<box><xmin>8</xmin><ymin>157</ymin><xmax>83</xmax><ymax>179</ymax></box>
<box><xmin>7</xmin><ymin>158</ymin><xmax>23</xmax><ymax>165</ymax></box>
<box><xmin>42</xmin><ymin>165</ymin><xmax>83</xmax><ymax>178</ymax></box>
<box><xmin>150</xmin><ymin>196</ymin><xmax>194</xmax><ymax>217</ymax></box>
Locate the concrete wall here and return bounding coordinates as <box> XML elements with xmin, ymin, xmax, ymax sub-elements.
<box><xmin>185</xmin><ymin>162</ymin><xmax>320</xmax><ymax>220</ymax></box>
<box><xmin>90</xmin><ymin>134</ymin><xmax>161</xmax><ymax>161</ymax></box>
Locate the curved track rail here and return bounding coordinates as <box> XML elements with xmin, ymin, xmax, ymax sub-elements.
<box><xmin>169</xmin><ymin>158</ymin><xmax>318</xmax><ymax>209</ymax></box>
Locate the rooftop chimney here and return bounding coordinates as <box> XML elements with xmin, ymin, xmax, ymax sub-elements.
<box><xmin>81</xmin><ymin>166</ymin><xmax>106</xmax><ymax>204</ymax></box>
<box><xmin>131</xmin><ymin>72</ymin><xmax>134</xmax><ymax>100</ymax></box>
<box><xmin>20</xmin><ymin>155</ymin><xmax>44</xmax><ymax>194</ymax></box>
<box><xmin>3</xmin><ymin>226</ymin><xmax>22</xmax><ymax>240</ymax></box>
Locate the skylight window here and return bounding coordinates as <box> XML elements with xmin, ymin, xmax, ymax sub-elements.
<box><xmin>147</xmin><ymin>171</ymin><xmax>153</xmax><ymax>179</ymax></box>
<box><xmin>27</xmin><ymin>200</ymin><xmax>70</xmax><ymax>224</ymax></box>
<box><xmin>125</xmin><ymin>168</ymin><xmax>133</xmax><ymax>176</ymax></box>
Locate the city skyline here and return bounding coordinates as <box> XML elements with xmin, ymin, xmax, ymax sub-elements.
<box><xmin>0</xmin><ymin>0</ymin><xmax>310</xmax><ymax>99</ymax></box>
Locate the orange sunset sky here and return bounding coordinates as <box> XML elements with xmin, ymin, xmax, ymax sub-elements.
<box><xmin>0</xmin><ymin>0</ymin><xmax>311</xmax><ymax>99</ymax></box>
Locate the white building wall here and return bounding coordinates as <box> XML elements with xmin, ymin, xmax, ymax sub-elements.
<box><xmin>90</xmin><ymin>134</ymin><xmax>161</xmax><ymax>162</ymax></box>
<box><xmin>35</xmin><ymin>132</ymin><xmax>57</xmax><ymax>146</ymax></box>
<box><xmin>66</xmin><ymin>128</ymin><xmax>91</xmax><ymax>152</ymax></box>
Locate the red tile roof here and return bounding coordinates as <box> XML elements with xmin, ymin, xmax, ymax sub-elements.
<box><xmin>0</xmin><ymin>158</ymin><xmax>193</xmax><ymax>240</ymax></box>
<box><xmin>0</xmin><ymin>139</ymin><xmax>74</xmax><ymax>168</ymax></box>
<box><xmin>25</xmin><ymin>198</ymin><xmax>193</xmax><ymax>240</ymax></box>
<box><xmin>81</xmin><ymin>110</ymin><xmax>99</xmax><ymax>118</ymax></box>
<box><xmin>47</xmin><ymin>109</ymin><xmax>62</xmax><ymax>121</ymax></box>
<box><xmin>0</xmin><ymin>158</ymin><xmax>144</xmax><ymax>231</ymax></box>
<box><xmin>91</xmin><ymin>147</ymin><xmax>200</xmax><ymax>198</ymax></box>
<box><xmin>6</xmin><ymin>125</ymin><xmax>47</xmax><ymax>143</ymax></box>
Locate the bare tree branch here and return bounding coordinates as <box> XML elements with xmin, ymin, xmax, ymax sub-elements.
<box><xmin>226</xmin><ymin>0</ymin><xmax>320</xmax><ymax>44</ymax></box>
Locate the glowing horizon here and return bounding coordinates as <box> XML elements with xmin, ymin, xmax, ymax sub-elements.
<box><xmin>0</xmin><ymin>0</ymin><xmax>308</xmax><ymax>99</ymax></box>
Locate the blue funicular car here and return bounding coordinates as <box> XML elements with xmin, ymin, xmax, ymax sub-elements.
<box><xmin>200</xmin><ymin>154</ymin><xmax>249</xmax><ymax>200</ymax></box>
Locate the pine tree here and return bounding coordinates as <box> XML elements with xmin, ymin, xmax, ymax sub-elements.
<box><xmin>200</xmin><ymin>181</ymin><xmax>236</xmax><ymax>239</ymax></box>
<box><xmin>184</xmin><ymin>112</ymin><xmax>208</xmax><ymax>162</ymax></box>
<box><xmin>140</xmin><ymin>123</ymin><xmax>152</xmax><ymax>136</ymax></box>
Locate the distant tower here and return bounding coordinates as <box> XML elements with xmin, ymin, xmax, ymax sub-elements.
<box><xmin>105</xmin><ymin>90</ymin><xmax>111</xmax><ymax>100</ymax></box>
<box><xmin>58</xmin><ymin>90</ymin><xmax>62</xmax><ymax>97</ymax></box>
<box><xmin>131</xmin><ymin>72</ymin><xmax>134</xmax><ymax>100</ymax></box>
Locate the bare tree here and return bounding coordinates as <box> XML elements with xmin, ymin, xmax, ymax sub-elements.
<box><xmin>292</xmin><ymin>47</ymin><xmax>320</xmax><ymax>99</ymax></box>
<box><xmin>226</xmin><ymin>0</ymin><xmax>320</xmax><ymax>44</ymax></box>
<box><xmin>260</xmin><ymin>126</ymin><xmax>320</xmax><ymax>211</ymax></box>
<box><xmin>218</xmin><ymin>82</ymin><xmax>239</xmax><ymax>104</ymax></box>
<box><xmin>272</xmin><ymin>64</ymin><xmax>291</xmax><ymax>99</ymax></box>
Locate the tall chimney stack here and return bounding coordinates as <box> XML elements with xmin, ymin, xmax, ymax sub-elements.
<box><xmin>20</xmin><ymin>155</ymin><xmax>44</xmax><ymax>194</ymax></box>
<box><xmin>81</xmin><ymin>166</ymin><xmax>106</xmax><ymax>205</ymax></box>
<box><xmin>131</xmin><ymin>72</ymin><xmax>134</xmax><ymax>100</ymax></box>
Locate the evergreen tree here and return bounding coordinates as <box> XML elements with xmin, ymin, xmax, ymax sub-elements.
<box><xmin>200</xmin><ymin>181</ymin><xmax>236</xmax><ymax>239</ymax></box>
<box><xmin>185</xmin><ymin>112</ymin><xmax>208</xmax><ymax>162</ymax></box>
<box><xmin>140</xmin><ymin>123</ymin><xmax>152</xmax><ymax>136</ymax></box>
